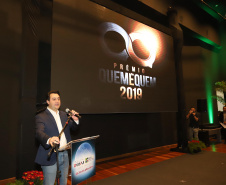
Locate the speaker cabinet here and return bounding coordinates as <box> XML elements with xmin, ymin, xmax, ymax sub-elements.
<box><xmin>198</xmin><ymin>131</ymin><xmax>210</xmax><ymax>146</ymax></box>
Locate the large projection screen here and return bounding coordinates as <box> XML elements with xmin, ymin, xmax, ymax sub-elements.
<box><xmin>51</xmin><ymin>0</ymin><xmax>178</xmax><ymax>113</ymax></box>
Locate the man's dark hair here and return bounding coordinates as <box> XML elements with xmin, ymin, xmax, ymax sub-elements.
<box><xmin>46</xmin><ymin>90</ymin><xmax>60</xmax><ymax>101</ymax></box>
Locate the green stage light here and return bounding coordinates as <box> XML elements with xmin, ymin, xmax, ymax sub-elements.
<box><xmin>204</xmin><ymin>52</ymin><xmax>219</xmax><ymax>124</ymax></box>
<box><xmin>206</xmin><ymin>84</ymin><xmax>214</xmax><ymax>124</ymax></box>
<box><xmin>211</xmin><ymin>144</ymin><xmax>216</xmax><ymax>152</ymax></box>
<box><xmin>194</xmin><ymin>35</ymin><xmax>222</xmax><ymax>51</ymax></box>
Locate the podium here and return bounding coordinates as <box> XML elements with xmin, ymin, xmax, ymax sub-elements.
<box><xmin>59</xmin><ymin>135</ymin><xmax>99</xmax><ymax>185</ymax></box>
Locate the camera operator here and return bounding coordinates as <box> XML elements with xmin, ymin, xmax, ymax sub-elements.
<box><xmin>186</xmin><ymin>107</ymin><xmax>200</xmax><ymax>141</ymax></box>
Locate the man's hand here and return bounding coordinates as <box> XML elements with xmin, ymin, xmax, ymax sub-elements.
<box><xmin>49</xmin><ymin>136</ymin><xmax>60</xmax><ymax>147</ymax></box>
<box><xmin>70</xmin><ymin>110</ymin><xmax>79</xmax><ymax>121</ymax></box>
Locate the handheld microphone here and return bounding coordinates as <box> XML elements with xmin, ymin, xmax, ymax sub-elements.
<box><xmin>65</xmin><ymin>108</ymin><xmax>81</xmax><ymax>118</ymax></box>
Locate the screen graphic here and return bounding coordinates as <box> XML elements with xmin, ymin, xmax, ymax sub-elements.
<box><xmin>51</xmin><ymin>0</ymin><xmax>178</xmax><ymax>113</ymax></box>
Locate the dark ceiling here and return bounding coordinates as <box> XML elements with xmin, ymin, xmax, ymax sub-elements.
<box><xmin>194</xmin><ymin>0</ymin><xmax>226</xmax><ymax>21</ymax></box>
<box><xmin>204</xmin><ymin>0</ymin><xmax>226</xmax><ymax>16</ymax></box>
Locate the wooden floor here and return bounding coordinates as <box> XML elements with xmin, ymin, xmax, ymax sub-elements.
<box><xmin>67</xmin><ymin>140</ymin><xmax>226</xmax><ymax>185</ymax></box>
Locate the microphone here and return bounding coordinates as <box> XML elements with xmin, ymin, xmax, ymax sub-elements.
<box><xmin>65</xmin><ymin>108</ymin><xmax>81</xmax><ymax>118</ymax></box>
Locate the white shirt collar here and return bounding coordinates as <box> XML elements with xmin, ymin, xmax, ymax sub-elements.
<box><xmin>47</xmin><ymin>107</ymin><xmax>59</xmax><ymax>116</ymax></box>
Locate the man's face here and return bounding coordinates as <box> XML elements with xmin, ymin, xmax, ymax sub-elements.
<box><xmin>191</xmin><ymin>108</ymin><xmax>196</xmax><ymax>112</ymax></box>
<box><xmin>47</xmin><ymin>93</ymin><xmax>61</xmax><ymax>112</ymax></box>
<box><xmin>223</xmin><ymin>107</ymin><xmax>226</xmax><ymax>112</ymax></box>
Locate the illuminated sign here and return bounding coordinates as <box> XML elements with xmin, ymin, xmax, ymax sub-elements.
<box><xmin>51</xmin><ymin>0</ymin><xmax>178</xmax><ymax>113</ymax></box>
<box><xmin>99</xmin><ymin>22</ymin><xmax>163</xmax><ymax>100</ymax></box>
<box><xmin>100</xmin><ymin>22</ymin><xmax>160</xmax><ymax>68</ymax></box>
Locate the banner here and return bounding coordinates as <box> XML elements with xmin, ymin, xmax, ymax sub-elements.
<box><xmin>71</xmin><ymin>140</ymin><xmax>96</xmax><ymax>184</ymax></box>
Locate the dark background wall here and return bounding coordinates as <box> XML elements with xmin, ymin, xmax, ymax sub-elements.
<box><xmin>219</xmin><ymin>23</ymin><xmax>226</xmax><ymax>80</ymax></box>
<box><xmin>0</xmin><ymin>0</ymin><xmax>22</xmax><ymax>179</ymax></box>
<box><xmin>0</xmin><ymin>0</ymin><xmax>39</xmax><ymax>180</ymax></box>
<box><xmin>71</xmin><ymin>112</ymin><xmax>177</xmax><ymax>159</ymax></box>
<box><xmin>1</xmin><ymin>0</ymin><xmax>226</xmax><ymax>180</ymax></box>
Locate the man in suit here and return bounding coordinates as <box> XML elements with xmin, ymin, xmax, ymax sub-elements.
<box><xmin>35</xmin><ymin>90</ymin><xmax>80</xmax><ymax>185</ymax></box>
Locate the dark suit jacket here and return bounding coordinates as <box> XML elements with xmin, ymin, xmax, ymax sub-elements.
<box><xmin>219</xmin><ymin>112</ymin><xmax>223</xmax><ymax>123</ymax></box>
<box><xmin>35</xmin><ymin>108</ymin><xmax>78</xmax><ymax>166</ymax></box>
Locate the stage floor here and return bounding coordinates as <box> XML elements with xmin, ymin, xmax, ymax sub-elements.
<box><xmin>68</xmin><ymin>140</ymin><xmax>226</xmax><ymax>185</ymax></box>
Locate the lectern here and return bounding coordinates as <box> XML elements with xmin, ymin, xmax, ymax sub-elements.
<box><xmin>59</xmin><ymin>135</ymin><xmax>99</xmax><ymax>185</ymax></box>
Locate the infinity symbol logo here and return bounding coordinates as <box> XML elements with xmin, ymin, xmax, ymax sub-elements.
<box><xmin>100</xmin><ymin>22</ymin><xmax>159</xmax><ymax>68</ymax></box>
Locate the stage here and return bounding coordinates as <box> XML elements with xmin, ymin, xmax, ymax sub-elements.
<box><xmin>68</xmin><ymin>141</ymin><xmax>226</xmax><ymax>185</ymax></box>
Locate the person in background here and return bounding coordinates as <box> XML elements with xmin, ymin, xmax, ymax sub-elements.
<box><xmin>35</xmin><ymin>90</ymin><xmax>80</xmax><ymax>185</ymax></box>
<box><xmin>186</xmin><ymin>107</ymin><xmax>200</xmax><ymax>141</ymax></box>
<box><xmin>219</xmin><ymin>106</ymin><xmax>226</xmax><ymax>143</ymax></box>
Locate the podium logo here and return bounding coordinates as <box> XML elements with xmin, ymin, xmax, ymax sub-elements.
<box><xmin>85</xmin><ymin>157</ymin><xmax>94</xmax><ymax>163</ymax></box>
<box><xmin>100</xmin><ymin>22</ymin><xmax>160</xmax><ymax>68</ymax></box>
<box><xmin>74</xmin><ymin>161</ymin><xmax>84</xmax><ymax>167</ymax></box>
<box><xmin>73</xmin><ymin>156</ymin><xmax>94</xmax><ymax>167</ymax></box>
<box><xmin>73</xmin><ymin>142</ymin><xmax>95</xmax><ymax>177</ymax></box>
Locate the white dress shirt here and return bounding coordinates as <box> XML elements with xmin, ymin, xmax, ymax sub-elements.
<box><xmin>47</xmin><ymin>107</ymin><xmax>68</xmax><ymax>148</ymax></box>
<box><xmin>46</xmin><ymin>107</ymin><xmax>79</xmax><ymax>147</ymax></box>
